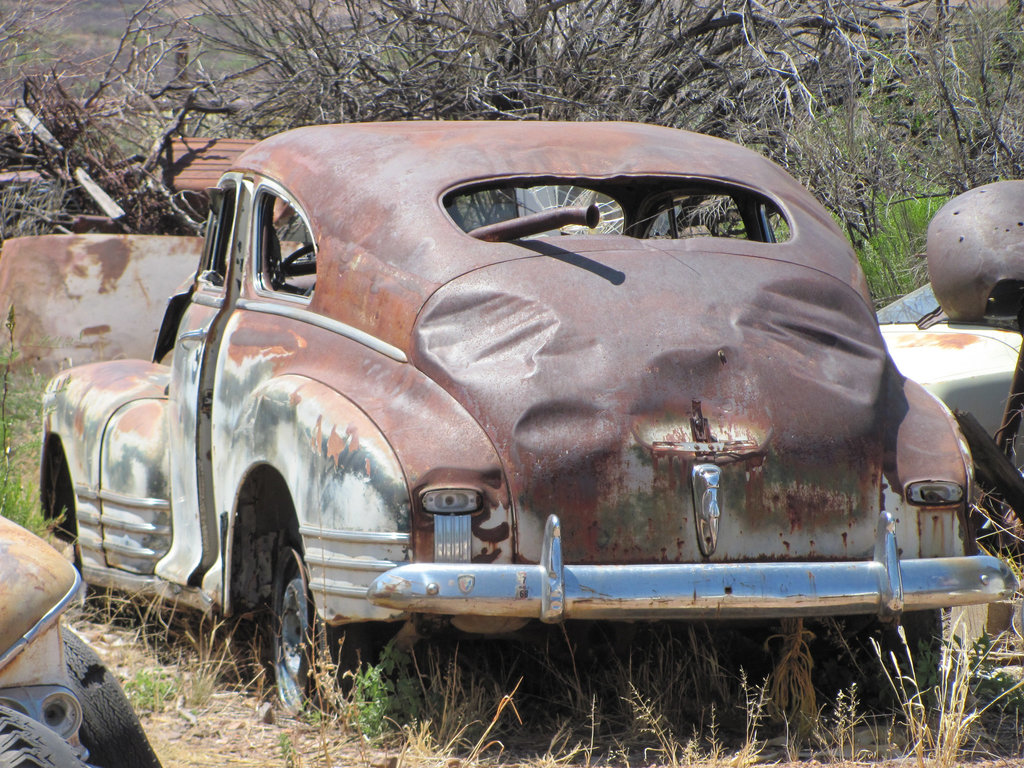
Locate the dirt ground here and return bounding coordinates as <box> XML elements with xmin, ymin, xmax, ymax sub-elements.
<box><xmin>68</xmin><ymin>604</ymin><xmax>1024</xmax><ymax>768</ymax></box>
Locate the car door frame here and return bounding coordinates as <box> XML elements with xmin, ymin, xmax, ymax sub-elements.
<box><xmin>155</xmin><ymin>173</ymin><xmax>250</xmax><ymax>588</ymax></box>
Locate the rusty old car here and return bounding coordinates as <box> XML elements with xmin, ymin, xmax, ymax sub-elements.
<box><xmin>879</xmin><ymin>181</ymin><xmax>1024</xmax><ymax>441</ymax></box>
<box><xmin>880</xmin><ymin>181</ymin><xmax>1024</xmax><ymax>570</ymax></box>
<box><xmin>38</xmin><ymin>122</ymin><xmax>1016</xmax><ymax>710</ymax></box>
<box><xmin>0</xmin><ymin>516</ymin><xmax>161</xmax><ymax>767</ymax></box>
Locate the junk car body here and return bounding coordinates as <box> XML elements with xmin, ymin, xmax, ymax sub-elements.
<box><xmin>0</xmin><ymin>516</ymin><xmax>161</xmax><ymax>767</ymax></box>
<box><xmin>880</xmin><ymin>182</ymin><xmax>1024</xmax><ymax>447</ymax></box>
<box><xmin>39</xmin><ymin>122</ymin><xmax>1015</xmax><ymax>706</ymax></box>
<box><xmin>879</xmin><ymin>282</ymin><xmax>1021</xmax><ymax>438</ymax></box>
<box><xmin>0</xmin><ymin>515</ymin><xmax>86</xmax><ymax>760</ymax></box>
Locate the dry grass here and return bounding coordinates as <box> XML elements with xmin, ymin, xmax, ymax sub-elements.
<box><xmin>59</xmin><ymin>591</ymin><xmax>1024</xmax><ymax>768</ymax></box>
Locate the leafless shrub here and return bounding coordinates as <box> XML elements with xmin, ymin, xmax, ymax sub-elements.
<box><xmin>3</xmin><ymin>1</ymin><xmax>1024</xmax><ymax>276</ymax></box>
<box><xmin>186</xmin><ymin>0</ymin><xmax>912</xmax><ymax>134</ymax></box>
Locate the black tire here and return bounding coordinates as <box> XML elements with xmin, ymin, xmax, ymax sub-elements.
<box><xmin>877</xmin><ymin>609</ymin><xmax>945</xmax><ymax>699</ymax></box>
<box><xmin>40</xmin><ymin>443</ymin><xmax>79</xmax><ymax>569</ymax></box>
<box><xmin>273</xmin><ymin>547</ymin><xmax>315</xmax><ymax>713</ymax></box>
<box><xmin>0</xmin><ymin>705</ymin><xmax>88</xmax><ymax>768</ymax></box>
<box><xmin>61</xmin><ymin>630</ymin><xmax>162</xmax><ymax>768</ymax></box>
<box><xmin>888</xmin><ymin>609</ymin><xmax>945</xmax><ymax>664</ymax></box>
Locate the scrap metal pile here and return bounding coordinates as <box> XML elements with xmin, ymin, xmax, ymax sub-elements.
<box><xmin>0</xmin><ymin>78</ymin><xmax>205</xmax><ymax>244</ymax></box>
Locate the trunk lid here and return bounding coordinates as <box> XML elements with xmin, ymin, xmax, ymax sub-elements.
<box><xmin>413</xmin><ymin>239</ymin><xmax>892</xmax><ymax>564</ymax></box>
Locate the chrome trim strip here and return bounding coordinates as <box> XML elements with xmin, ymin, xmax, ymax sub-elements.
<box><xmin>305</xmin><ymin>552</ymin><xmax>396</xmax><ymax>573</ymax></box>
<box><xmin>369</xmin><ymin>514</ymin><xmax>1017</xmax><ymax>621</ymax></box>
<box><xmin>74</xmin><ymin>483</ymin><xmax>97</xmax><ymax>501</ymax></box>
<box><xmin>97</xmin><ymin>489</ymin><xmax>170</xmax><ymax>511</ymax></box>
<box><xmin>309</xmin><ymin>580</ymin><xmax>375</xmax><ymax>599</ymax></box>
<box><xmin>101</xmin><ymin>540</ymin><xmax>162</xmax><ymax>560</ymax></box>
<box><xmin>434</xmin><ymin>514</ymin><xmax>472</xmax><ymax>563</ymax></box>
<box><xmin>76</xmin><ymin>484</ymin><xmax>171</xmax><ymax>514</ymax></box>
<box><xmin>0</xmin><ymin>570</ymin><xmax>82</xmax><ymax>671</ymax></box>
<box><xmin>96</xmin><ymin>516</ymin><xmax>171</xmax><ymax>536</ymax></box>
<box><xmin>237</xmin><ymin>298</ymin><xmax>408</xmax><ymax>363</ymax></box>
<box><xmin>191</xmin><ymin>292</ymin><xmax>224</xmax><ymax>310</ymax></box>
<box><xmin>76</xmin><ymin>508</ymin><xmax>101</xmax><ymax>526</ymax></box>
<box><xmin>298</xmin><ymin>526</ymin><xmax>409</xmax><ymax>546</ymax></box>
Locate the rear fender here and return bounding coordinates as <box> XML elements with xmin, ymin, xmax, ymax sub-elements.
<box><xmin>886</xmin><ymin>376</ymin><xmax>972</xmax><ymax>558</ymax></box>
<box><xmin>215</xmin><ymin>375</ymin><xmax>411</xmax><ymax>622</ymax></box>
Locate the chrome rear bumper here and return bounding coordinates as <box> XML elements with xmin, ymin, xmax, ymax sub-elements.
<box><xmin>367</xmin><ymin>513</ymin><xmax>1016</xmax><ymax>622</ymax></box>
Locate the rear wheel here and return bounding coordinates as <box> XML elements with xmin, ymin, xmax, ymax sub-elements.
<box><xmin>273</xmin><ymin>547</ymin><xmax>315</xmax><ymax>713</ymax></box>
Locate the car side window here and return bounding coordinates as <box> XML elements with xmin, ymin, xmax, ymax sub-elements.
<box><xmin>198</xmin><ymin>184</ymin><xmax>237</xmax><ymax>288</ymax></box>
<box><xmin>255</xmin><ymin>190</ymin><xmax>317</xmax><ymax>299</ymax></box>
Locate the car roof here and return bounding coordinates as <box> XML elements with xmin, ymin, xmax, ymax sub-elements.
<box><xmin>232</xmin><ymin>122</ymin><xmax>866</xmax><ymax>350</ymax></box>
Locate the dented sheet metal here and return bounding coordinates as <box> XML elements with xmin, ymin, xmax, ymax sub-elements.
<box><xmin>414</xmin><ymin>243</ymin><xmax>891</xmax><ymax>563</ymax></box>
<box><xmin>0</xmin><ymin>234</ymin><xmax>200</xmax><ymax>373</ymax></box>
<box><xmin>928</xmin><ymin>180</ymin><xmax>1024</xmax><ymax>322</ymax></box>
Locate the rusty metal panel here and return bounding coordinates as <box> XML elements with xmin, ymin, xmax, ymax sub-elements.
<box><xmin>99</xmin><ymin>399</ymin><xmax>172</xmax><ymax>575</ymax></box>
<box><xmin>211</xmin><ymin>305</ymin><xmax>513</xmax><ymax>621</ymax></box>
<box><xmin>42</xmin><ymin>360</ymin><xmax>173</xmax><ymax>566</ymax></box>
<box><xmin>882</xmin><ymin>323</ymin><xmax>1020</xmax><ymax>436</ymax></box>
<box><xmin>928</xmin><ymin>180</ymin><xmax>1024</xmax><ymax>322</ymax></box>
<box><xmin>0</xmin><ymin>234</ymin><xmax>201</xmax><ymax>374</ymax></box>
<box><xmin>167</xmin><ymin>137</ymin><xmax>257</xmax><ymax>194</ymax></box>
<box><xmin>413</xmin><ymin>243</ymin><xmax>892</xmax><ymax>564</ymax></box>
<box><xmin>0</xmin><ymin>517</ymin><xmax>77</xmax><ymax>668</ymax></box>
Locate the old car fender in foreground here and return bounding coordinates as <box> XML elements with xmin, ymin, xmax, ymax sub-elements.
<box><xmin>1</xmin><ymin>516</ymin><xmax>85</xmax><ymax>756</ymax></box>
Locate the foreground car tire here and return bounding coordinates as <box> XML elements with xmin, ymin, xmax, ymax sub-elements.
<box><xmin>61</xmin><ymin>631</ymin><xmax>162</xmax><ymax>768</ymax></box>
<box><xmin>0</xmin><ymin>705</ymin><xmax>88</xmax><ymax>768</ymax></box>
<box><xmin>273</xmin><ymin>547</ymin><xmax>315</xmax><ymax>713</ymax></box>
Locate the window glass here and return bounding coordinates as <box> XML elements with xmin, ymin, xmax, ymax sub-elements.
<box><xmin>447</xmin><ymin>184</ymin><xmax>624</xmax><ymax>237</ymax></box>
<box><xmin>876</xmin><ymin>283</ymin><xmax>940</xmax><ymax>324</ymax></box>
<box><xmin>256</xmin><ymin>191</ymin><xmax>317</xmax><ymax>298</ymax></box>
<box><xmin>444</xmin><ymin>179</ymin><xmax>789</xmax><ymax>243</ymax></box>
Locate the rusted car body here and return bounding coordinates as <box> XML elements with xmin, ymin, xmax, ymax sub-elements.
<box><xmin>881</xmin><ymin>181</ymin><xmax>1024</xmax><ymax>442</ymax></box>
<box><xmin>40</xmin><ymin>122</ymin><xmax>1014</xmax><ymax>704</ymax></box>
<box><xmin>0</xmin><ymin>517</ymin><xmax>161</xmax><ymax>766</ymax></box>
<box><xmin>0</xmin><ymin>234</ymin><xmax>201</xmax><ymax>374</ymax></box>
<box><xmin>0</xmin><ymin>515</ymin><xmax>86</xmax><ymax>758</ymax></box>
<box><xmin>880</xmin><ymin>284</ymin><xmax>1021</xmax><ymax>437</ymax></box>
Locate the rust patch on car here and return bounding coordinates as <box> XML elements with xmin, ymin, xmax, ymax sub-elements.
<box><xmin>0</xmin><ymin>234</ymin><xmax>200</xmax><ymax>373</ymax></box>
<box><xmin>888</xmin><ymin>332</ymin><xmax>983</xmax><ymax>351</ymax></box>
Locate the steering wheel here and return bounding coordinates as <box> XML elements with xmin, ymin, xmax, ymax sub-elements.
<box><xmin>281</xmin><ymin>243</ymin><xmax>316</xmax><ymax>275</ymax></box>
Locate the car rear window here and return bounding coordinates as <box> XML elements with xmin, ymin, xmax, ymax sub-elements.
<box><xmin>444</xmin><ymin>180</ymin><xmax>790</xmax><ymax>243</ymax></box>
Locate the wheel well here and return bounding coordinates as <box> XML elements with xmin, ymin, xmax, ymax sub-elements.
<box><xmin>227</xmin><ymin>465</ymin><xmax>301</xmax><ymax>616</ymax></box>
<box><xmin>40</xmin><ymin>435</ymin><xmax>76</xmax><ymax>545</ymax></box>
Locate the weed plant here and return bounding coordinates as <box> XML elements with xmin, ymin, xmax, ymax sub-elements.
<box><xmin>0</xmin><ymin>307</ymin><xmax>47</xmax><ymax>535</ymax></box>
<box><xmin>857</xmin><ymin>196</ymin><xmax>948</xmax><ymax>307</ymax></box>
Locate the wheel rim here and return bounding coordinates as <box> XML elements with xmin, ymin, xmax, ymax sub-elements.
<box><xmin>275</xmin><ymin>552</ymin><xmax>311</xmax><ymax>713</ymax></box>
